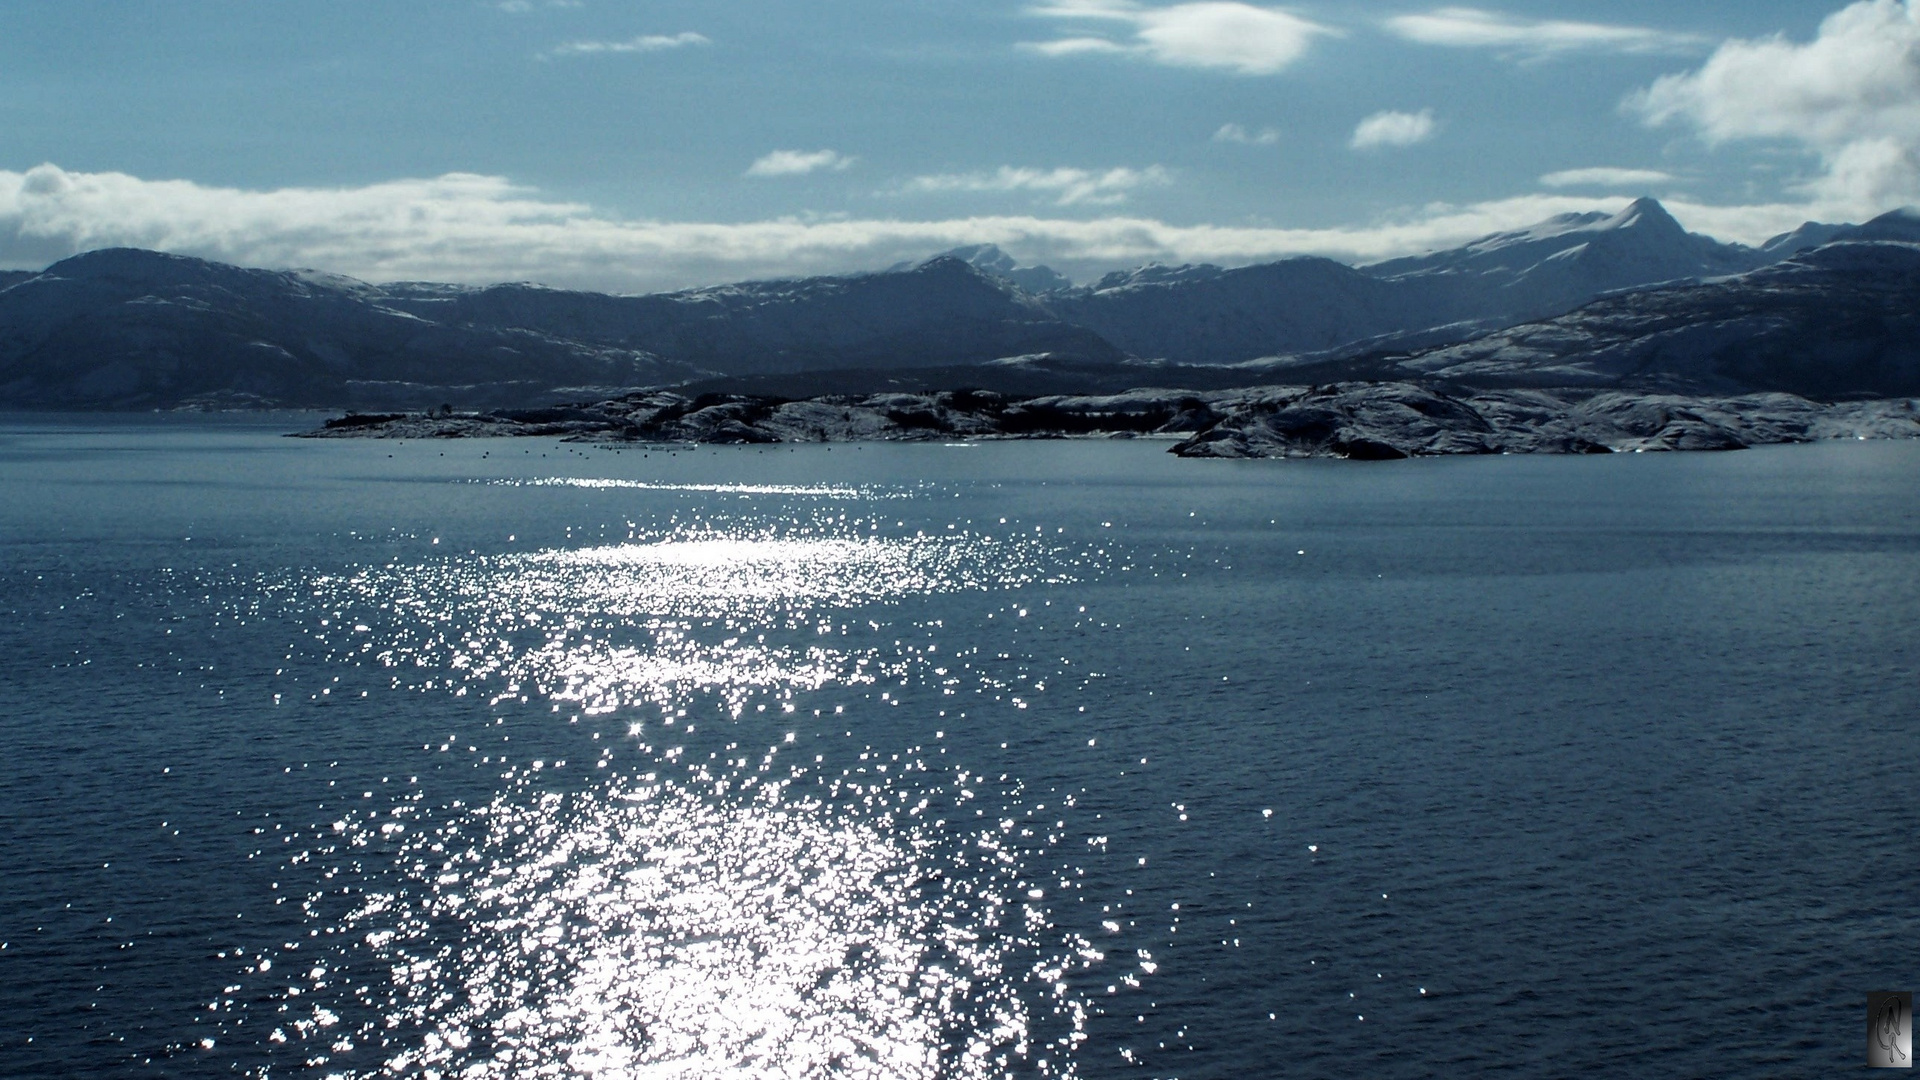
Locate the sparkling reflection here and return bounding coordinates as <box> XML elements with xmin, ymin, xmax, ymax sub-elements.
<box><xmin>242</xmin><ymin>509</ymin><xmax>1113</xmax><ymax>1078</ymax></box>
<box><xmin>335</xmin><ymin>763</ymin><xmax>1062</xmax><ymax>1079</ymax></box>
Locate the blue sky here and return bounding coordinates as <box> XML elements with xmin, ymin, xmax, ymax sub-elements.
<box><xmin>3</xmin><ymin>1</ymin><xmax>1916</xmax><ymax>291</ymax></box>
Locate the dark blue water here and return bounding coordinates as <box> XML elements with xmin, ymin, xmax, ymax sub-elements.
<box><xmin>2</xmin><ymin>415</ymin><xmax>1915</xmax><ymax>1078</ymax></box>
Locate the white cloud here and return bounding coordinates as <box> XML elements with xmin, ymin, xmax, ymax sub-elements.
<box><xmin>0</xmin><ymin>163</ymin><xmax>1829</xmax><ymax>294</ymax></box>
<box><xmin>497</xmin><ymin>0</ymin><xmax>581</xmax><ymax>12</ymax></box>
<box><xmin>903</xmin><ymin>165</ymin><xmax>1173</xmax><ymax>206</ymax></box>
<box><xmin>1539</xmin><ymin>167</ymin><xmax>1676</xmax><ymax>188</ymax></box>
<box><xmin>745</xmin><ymin>150</ymin><xmax>856</xmax><ymax>178</ymax></box>
<box><xmin>1629</xmin><ymin>0</ymin><xmax>1920</xmax><ymax>216</ymax></box>
<box><xmin>1350</xmin><ymin>109</ymin><xmax>1436</xmax><ymax>150</ymax></box>
<box><xmin>542</xmin><ymin>32</ymin><xmax>709</xmax><ymax>58</ymax></box>
<box><xmin>1022</xmin><ymin>1</ymin><xmax>1333</xmax><ymax>75</ymax></box>
<box><xmin>1213</xmin><ymin>123</ymin><xmax>1281</xmax><ymax>145</ymax></box>
<box><xmin>1384</xmin><ymin>7</ymin><xmax>1706</xmax><ymax>59</ymax></box>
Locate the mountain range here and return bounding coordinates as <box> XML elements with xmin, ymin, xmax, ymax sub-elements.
<box><xmin>3</xmin><ymin>199</ymin><xmax>1918</xmax><ymax>410</ymax></box>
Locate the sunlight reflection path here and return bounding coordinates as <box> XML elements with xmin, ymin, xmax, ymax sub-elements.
<box><xmin>254</xmin><ymin>514</ymin><xmax>1109</xmax><ymax>1078</ymax></box>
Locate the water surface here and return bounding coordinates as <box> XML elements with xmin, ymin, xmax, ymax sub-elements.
<box><xmin>2</xmin><ymin>417</ymin><xmax>1915</xmax><ymax>1077</ymax></box>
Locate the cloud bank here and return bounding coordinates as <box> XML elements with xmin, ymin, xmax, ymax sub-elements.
<box><xmin>1384</xmin><ymin>7</ymin><xmax>1706</xmax><ymax>59</ymax></box>
<box><xmin>0</xmin><ymin>163</ymin><xmax>1839</xmax><ymax>294</ymax></box>
<box><xmin>1629</xmin><ymin>0</ymin><xmax>1920</xmax><ymax>216</ymax></box>
<box><xmin>1023</xmin><ymin>1</ymin><xmax>1332</xmax><ymax>75</ymax></box>
<box><xmin>745</xmin><ymin>150</ymin><xmax>856</xmax><ymax>178</ymax></box>
<box><xmin>1351</xmin><ymin>109</ymin><xmax>1436</xmax><ymax>150</ymax></box>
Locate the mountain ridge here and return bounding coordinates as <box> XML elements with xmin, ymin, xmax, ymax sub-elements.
<box><xmin>3</xmin><ymin>200</ymin><xmax>1915</xmax><ymax>411</ymax></box>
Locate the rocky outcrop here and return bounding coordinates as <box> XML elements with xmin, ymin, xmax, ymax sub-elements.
<box><xmin>300</xmin><ymin>383</ymin><xmax>1920</xmax><ymax>460</ymax></box>
<box><xmin>1165</xmin><ymin>384</ymin><xmax>1920</xmax><ymax>458</ymax></box>
<box><xmin>300</xmin><ymin>387</ymin><xmax>1222</xmax><ymax>443</ymax></box>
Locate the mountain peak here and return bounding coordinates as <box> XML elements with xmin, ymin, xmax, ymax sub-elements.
<box><xmin>1603</xmin><ymin>197</ymin><xmax>1684</xmax><ymax>236</ymax></box>
<box><xmin>938</xmin><ymin>244</ymin><xmax>1018</xmax><ymax>274</ymax></box>
<box><xmin>911</xmin><ymin>254</ymin><xmax>1000</xmax><ymax>280</ymax></box>
<box><xmin>918</xmin><ymin>245</ymin><xmax>1074</xmax><ymax>294</ymax></box>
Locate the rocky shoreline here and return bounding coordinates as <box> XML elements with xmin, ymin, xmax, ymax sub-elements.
<box><xmin>298</xmin><ymin>382</ymin><xmax>1920</xmax><ymax>459</ymax></box>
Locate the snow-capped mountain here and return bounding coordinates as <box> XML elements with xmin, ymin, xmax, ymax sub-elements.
<box><xmin>895</xmin><ymin>245</ymin><xmax>1076</xmax><ymax>294</ymax></box>
<box><xmin>1365</xmin><ymin>198</ymin><xmax>1761</xmax><ymax>314</ymax></box>
<box><xmin>1045</xmin><ymin>199</ymin><xmax>1772</xmax><ymax>365</ymax></box>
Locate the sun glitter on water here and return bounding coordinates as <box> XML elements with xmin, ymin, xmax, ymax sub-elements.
<box><xmin>241</xmin><ymin>503</ymin><xmax>1116</xmax><ymax>1079</ymax></box>
<box><xmin>336</xmin><ymin>755</ymin><xmax>1061</xmax><ymax>1079</ymax></box>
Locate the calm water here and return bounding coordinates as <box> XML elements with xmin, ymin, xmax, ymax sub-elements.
<box><xmin>1</xmin><ymin>416</ymin><xmax>1915</xmax><ymax>1078</ymax></box>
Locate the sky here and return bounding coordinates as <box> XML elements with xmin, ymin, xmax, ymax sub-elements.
<box><xmin>2</xmin><ymin>0</ymin><xmax>1917</xmax><ymax>292</ymax></box>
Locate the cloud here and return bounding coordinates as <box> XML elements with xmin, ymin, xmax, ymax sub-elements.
<box><xmin>542</xmin><ymin>32</ymin><xmax>709</xmax><ymax>58</ymax></box>
<box><xmin>1022</xmin><ymin>36</ymin><xmax>1132</xmax><ymax>57</ymax></box>
<box><xmin>1213</xmin><ymin>123</ymin><xmax>1281</xmax><ymax>145</ymax></box>
<box><xmin>1628</xmin><ymin>0</ymin><xmax>1920</xmax><ymax>216</ymax></box>
<box><xmin>0</xmin><ymin>163</ymin><xmax>1828</xmax><ymax>294</ymax></box>
<box><xmin>497</xmin><ymin>0</ymin><xmax>581</xmax><ymax>12</ymax></box>
<box><xmin>1539</xmin><ymin>167</ymin><xmax>1676</xmax><ymax>188</ymax></box>
<box><xmin>1350</xmin><ymin>109</ymin><xmax>1436</xmax><ymax>150</ymax></box>
<box><xmin>902</xmin><ymin>165</ymin><xmax>1172</xmax><ymax>206</ymax></box>
<box><xmin>1384</xmin><ymin>7</ymin><xmax>1706</xmax><ymax>59</ymax></box>
<box><xmin>745</xmin><ymin>150</ymin><xmax>856</xmax><ymax>178</ymax></box>
<box><xmin>1022</xmin><ymin>1</ymin><xmax>1333</xmax><ymax>75</ymax></box>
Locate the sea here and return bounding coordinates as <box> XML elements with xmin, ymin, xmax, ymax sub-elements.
<box><xmin>1</xmin><ymin>414</ymin><xmax>1915</xmax><ymax>1078</ymax></box>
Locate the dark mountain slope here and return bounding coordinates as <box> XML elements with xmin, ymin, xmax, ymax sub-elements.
<box><xmin>376</xmin><ymin>257</ymin><xmax>1120</xmax><ymax>375</ymax></box>
<box><xmin>1396</xmin><ymin>241</ymin><xmax>1920</xmax><ymax>398</ymax></box>
<box><xmin>0</xmin><ymin>249</ymin><xmax>692</xmax><ymax>409</ymax></box>
<box><xmin>1043</xmin><ymin>256</ymin><xmax>1444</xmax><ymax>365</ymax></box>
